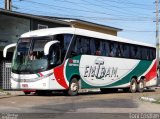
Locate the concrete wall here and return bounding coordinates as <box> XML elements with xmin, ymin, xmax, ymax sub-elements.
<box><xmin>30</xmin><ymin>19</ymin><xmax>69</xmax><ymax>30</ymax></box>
<box><xmin>0</xmin><ymin>14</ymin><xmax>30</xmax><ymax>50</ymax></box>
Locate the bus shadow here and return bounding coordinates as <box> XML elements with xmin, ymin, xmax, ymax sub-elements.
<box><xmin>18</xmin><ymin>88</ymin><xmax>156</xmax><ymax>97</ymax></box>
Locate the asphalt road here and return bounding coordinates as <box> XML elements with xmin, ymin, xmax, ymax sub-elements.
<box><xmin>0</xmin><ymin>89</ymin><xmax>160</xmax><ymax>119</ymax></box>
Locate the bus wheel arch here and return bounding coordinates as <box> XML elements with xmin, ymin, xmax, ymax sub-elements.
<box><xmin>129</xmin><ymin>76</ymin><xmax>138</xmax><ymax>93</ymax></box>
<box><xmin>67</xmin><ymin>75</ymin><xmax>80</xmax><ymax>96</ymax></box>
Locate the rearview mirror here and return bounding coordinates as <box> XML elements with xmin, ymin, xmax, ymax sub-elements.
<box><xmin>3</xmin><ymin>43</ymin><xmax>17</xmax><ymax>58</ymax></box>
<box><xmin>44</xmin><ymin>40</ymin><xmax>59</xmax><ymax>55</ymax></box>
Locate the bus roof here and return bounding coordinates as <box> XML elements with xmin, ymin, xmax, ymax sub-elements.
<box><xmin>21</xmin><ymin>27</ymin><xmax>155</xmax><ymax>48</ymax></box>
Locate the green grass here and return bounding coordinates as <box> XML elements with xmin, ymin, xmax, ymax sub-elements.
<box><xmin>154</xmin><ymin>98</ymin><xmax>160</xmax><ymax>104</ymax></box>
<box><xmin>0</xmin><ymin>89</ymin><xmax>11</xmax><ymax>95</ymax></box>
<box><xmin>0</xmin><ymin>89</ymin><xmax>4</xmax><ymax>92</ymax></box>
<box><xmin>6</xmin><ymin>92</ymin><xmax>11</xmax><ymax>95</ymax></box>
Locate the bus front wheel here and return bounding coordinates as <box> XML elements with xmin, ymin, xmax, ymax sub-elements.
<box><xmin>67</xmin><ymin>78</ymin><xmax>79</xmax><ymax>96</ymax></box>
<box><xmin>130</xmin><ymin>78</ymin><xmax>137</xmax><ymax>93</ymax></box>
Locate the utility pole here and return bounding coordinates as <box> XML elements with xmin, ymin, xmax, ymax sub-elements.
<box><xmin>156</xmin><ymin>0</ymin><xmax>160</xmax><ymax>86</ymax></box>
<box><xmin>156</xmin><ymin>0</ymin><xmax>159</xmax><ymax>66</ymax></box>
<box><xmin>4</xmin><ymin>0</ymin><xmax>12</xmax><ymax>10</ymax></box>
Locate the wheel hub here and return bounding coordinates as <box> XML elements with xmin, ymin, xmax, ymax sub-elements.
<box><xmin>71</xmin><ymin>83</ymin><xmax>78</xmax><ymax>92</ymax></box>
<box><xmin>131</xmin><ymin>82</ymin><xmax>136</xmax><ymax>90</ymax></box>
<box><xmin>139</xmin><ymin>82</ymin><xmax>144</xmax><ymax>89</ymax></box>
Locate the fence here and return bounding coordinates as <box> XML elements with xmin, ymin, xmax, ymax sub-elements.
<box><xmin>0</xmin><ymin>60</ymin><xmax>12</xmax><ymax>90</ymax></box>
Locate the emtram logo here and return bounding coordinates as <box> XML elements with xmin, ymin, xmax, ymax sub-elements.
<box><xmin>84</xmin><ymin>58</ymin><xmax>118</xmax><ymax>80</ymax></box>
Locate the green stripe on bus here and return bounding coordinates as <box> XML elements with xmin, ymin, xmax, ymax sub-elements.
<box><xmin>65</xmin><ymin>55</ymin><xmax>81</xmax><ymax>82</ymax></box>
<box><xmin>106</xmin><ymin>60</ymin><xmax>152</xmax><ymax>87</ymax></box>
<box><xmin>36</xmin><ymin>73</ymin><xmax>41</xmax><ymax>77</ymax></box>
<box><xmin>81</xmin><ymin>60</ymin><xmax>152</xmax><ymax>88</ymax></box>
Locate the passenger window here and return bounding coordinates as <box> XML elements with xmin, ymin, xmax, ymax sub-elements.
<box><xmin>90</xmin><ymin>38</ymin><xmax>96</xmax><ymax>55</ymax></box>
<box><xmin>95</xmin><ymin>39</ymin><xmax>101</xmax><ymax>56</ymax></box>
<box><xmin>71</xmin><ymin>36</ymin><xmax>91</xmax><ymax>56</ymax></box>
<box><xmin>109</xmin><ymin>42</ymin><xmax>118</xmax><ymax>57</ymax></box>
<box><xmin>130</xmin><ymin>46</ymin><xmax>136</xmax><ymax>59</ymax></box>
<box><xmin>122</xmin><ymin>44</ymin><xmax>130</xmax><ymax>58</ymax></box>
<box><xmin>81</xmin><ymin>37</ymin><xmax>90</xmax><ymax>54</ymax></box>
<box><xmin>135</xmin><ymin>46</ymin><xmax>141</xmax><ymax>59</ymax></box>
<box><xmin>100</xmin><ymin>41</ymin><xmax>110</xmax><ymax>56</ymax></box>
<box><xmin>141</xmin><ymin>47</ymin><xmax>148</xmax><ymax>60</ymax></box>
<box><xmin>149</xmin><ymin>48</ymin><xmax>156</xmax><ymax>60</ymax></box>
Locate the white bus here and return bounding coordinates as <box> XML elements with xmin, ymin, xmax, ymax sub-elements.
<box><xmin>3</xmin><ymin>27</ymin><xmax>157</xmax><ymax>96</ymax></box>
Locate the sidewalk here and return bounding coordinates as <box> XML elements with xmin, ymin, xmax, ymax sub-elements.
<box><xmin>0</xmin><ymin>90</ymin><xmax>24</xmax><ymax>99</ymax></box>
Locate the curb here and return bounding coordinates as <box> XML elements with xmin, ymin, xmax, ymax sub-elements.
<box><xmin>140</xmin><ymin>97</ymin><xmax>157</xmax><ymax>102</ymax></box>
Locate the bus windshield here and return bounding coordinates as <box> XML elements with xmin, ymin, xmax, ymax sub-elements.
<box><xmin>12</xmin><ymin>34</ymin><xmax>73</xmax><ymax>74</ymax></box>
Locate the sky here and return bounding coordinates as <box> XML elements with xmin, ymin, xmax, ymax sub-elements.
<box><xmin>0</xmin><ymin>0</ymin><xmax>157</xmax><ymax>45</ymax></box>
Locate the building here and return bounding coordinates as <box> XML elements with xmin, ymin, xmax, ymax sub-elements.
<box><xmin>0</xmin><ymin>8</ymin><xmax>122</xmax><ymax>89</ymax></box>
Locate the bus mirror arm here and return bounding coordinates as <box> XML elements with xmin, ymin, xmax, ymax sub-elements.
<box><xmin>44</xmin><ymin>40</ymin><xmax>60</xmax><ymax>56</ymax></box>
<box><xmin>3</xmin><ymin>43</ymin><xmax>17</xmax><ymax>58</ymax></box>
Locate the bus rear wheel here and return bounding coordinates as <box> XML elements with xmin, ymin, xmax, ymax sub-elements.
<box><xmin>67</xmin><ymin>78</ymin><xmax>79</xmax><ymax>96</ymax></box>
<box><xmin>137</xmin><ymin>79</ymin><xmax>145</xmax><ymax>92</ymax></box>
<box><xmin>130</xmin><ymin>78</ymin><xmax>137</xmax><ymax>93</ymax></box>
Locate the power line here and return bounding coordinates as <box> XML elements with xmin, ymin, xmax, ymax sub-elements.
<box><xmin>96</xmin><ymin>0</ymin><xmax>154</xmax><ymax>10</ymax></box>
<box><xmin>104</xmin><ymin>0</ymin><xmax>153</xmax><ymax>7</ymax></box>
<box><xmin>11</xmin><ymin>0</ymin><xmax>156</xmax><ymax>34</ymax></box>
<box><xmin>123</xmin><ymin>30</ymin><xmax>155</xmax><ymax>32</ymax></box>
<box><xmin>54</xmin><ymin>0</ymin><xmax>154</xmax><ymax>10</ymax></box>
<box><xmin>16</xmin><ymin>0</ymin><xmax>153</xmax><ymax>19</ymax></box>
<box><xmin>81</xmin><ymin>0</ymin><xmax>152</xmax><ymax>17</ymax></box>
<box><xmin>13</xmin><ymin>4</ymin><xmax>154</xmax><ymax>22</ymax></box>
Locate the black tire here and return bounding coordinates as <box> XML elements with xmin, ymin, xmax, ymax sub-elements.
<box><xmin>100</xmin><ymin>88</ymin><xmax>107</xmax><ymax>93</ymax></box>
<box><xmin>129</xmin><ymin>78</ymin><xmax>137</xmax><ymax>93</ymax></box>
<box><xmin>100</xmin><ymin>88</ymin><xmax>118</xmax><ymax>93</ymax></box>
<box><xmin>123</xmin><ymin>88</ymin><xmax>129</xmax><ymax>92</ymax></box>
<box><xmin>24</xmin><ymin>92</ymin><xmax>30</xmax><ymax>95</ymax></box>
<box><xmin>67</xmin><ymin>78</ymin><xmax>79</xmax><ymax>96</ymax></box>
<box><xmin>36</xmin><ymin>90</ymin><xmax>51</xmax><ymax>96</ymax></box>
<box><xmin>137</xmin><ymin>79</ymin><xmax>145</xmax><ymax>93</ymax></box>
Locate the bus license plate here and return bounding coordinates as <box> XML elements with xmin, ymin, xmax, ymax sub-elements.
<box><xmin>22</xmin><ymin>84</ymin><xmax>28</xmax><ymax>88</ymax></box>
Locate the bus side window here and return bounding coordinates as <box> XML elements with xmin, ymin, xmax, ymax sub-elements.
<box><xmin>95</xmin><ymin>39</ymin><xmax>101</xmax><ymax>56</ymax></box>
<box><xmin>100</xmin><ymin>41</ymin><xmax>110</xmax><ymax>56</ymax></box>
<box><xmin>141</xmin><ymin>47</ymin><xmax>148</xmax><ymax>60</ymax></box>
<box><xmin>81</xmin><ymin>37</ymin><xmax>90</xmax><ymax>55</ymax></box>
<box><xmin>71</xmin><ymin>37</ymin><xmax>82</xmax><ymax>56</ymax></box>
<box><xmin>146</xmin><ymin>49</ymin><xmax>150</xmax><ymax>60</ymax></box>
<box><xmin>110</xmin><ymin>42</ymin><xmax>118</xmax><ymax>57</ymax></box>
<box><xmin>90</xmin><ymin>38</ymin><xmax>96</xmax><ymax>55</ymax></box>
<box><xmin>121</xmin><ymin>44</ymin><xmax>129</xmax><ymax>58</ymax></box>
<box><xmin>135</xmin><ymin>46</ymin><xmax>141</xmax><ymax>59</ymax></box>
<box><xmin>71</xmin><ymin>36</ymin><xmax>89</xmax><ymax>56</ymax></box>
<box><xmin>152</xmin><ymin>49</ymin><xmax>156</xmax><ymax>59</ymax></box>
<box><xmin>150</xmin><ymin>48</ymin><xmax>156</xmax><ymax>60</ymax></box>
<box><xmin>130</xmin><ymin>46</ymin><xmax>136</xmax><ymax>59</ymax></box>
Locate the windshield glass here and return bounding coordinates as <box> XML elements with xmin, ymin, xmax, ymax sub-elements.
<box><xmin>12</xmin><ymin>34</ymin><xmax>73</xmax><ymax>74</ymax></box>
<box><xmin>12</xmin><ymin>37</ymin><xmax>51</xmax><ymax>74</ymax></box>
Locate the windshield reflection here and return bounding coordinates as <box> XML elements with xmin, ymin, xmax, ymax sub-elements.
<box><xmin>12</xmin><ymin>34</ymin><xmax>73</xmax><ymax>74</ymax></box>
<box><xmin>12</xmin><ymin>37</ymin><xmax>51</xmax><ymax>73</ymax></box>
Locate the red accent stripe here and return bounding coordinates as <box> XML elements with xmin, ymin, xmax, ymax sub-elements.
<box><xmin>38</xmin><ymin>72</ymin><xmax>43</xmax><ymax>77</ymax></box>
<box><xmin>54</xmin><ymin>64</ymin><xmax>68</xmax><ymax>89</ymax></box>
<box><xmin>145</xmin><ymin>61</ymin><xmax>157</xmax><ymax>81</ymax></box>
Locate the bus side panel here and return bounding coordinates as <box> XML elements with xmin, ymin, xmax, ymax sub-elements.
<box><xmin>143</xmin><ymin>60</ymin><xmax>157</xmax><ymax>87</ymax></box>
<box><xmin>65</xmin><ymin>56</ymin><xmax>81</xmax><ymax>84</ymax></box>
<box><xmin>79</xmin><ymin>55</ymin><xmax>154</xmax><ymax>88</ymax></box>
<box><xmin>50</xmin><ymin>56</ymin><xmax>81</xmax><ymax>90</ymax></box>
